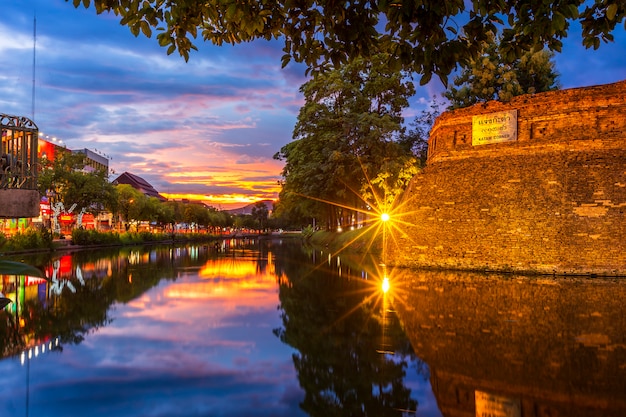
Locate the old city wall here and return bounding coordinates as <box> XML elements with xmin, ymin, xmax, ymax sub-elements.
<box><xmin>388</xmin><ymin>80</ymin><xmax>626</xmax><ymax>275</ymax></box>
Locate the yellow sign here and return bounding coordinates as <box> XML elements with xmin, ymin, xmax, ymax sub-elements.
<box><xmin>472</xmin><ymin>110</ymin><xmax>518</xmax><ymax>146</ymax></box>
<box><xmin>475</xmin><ymin>390</ymin><xmax>521</xmax><ymax>417</ymax></box>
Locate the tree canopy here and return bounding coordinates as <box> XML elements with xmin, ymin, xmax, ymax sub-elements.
<box><xmin>444</xmin><ymin>36</ymin><xmax>560</xmax><ymax>109</ymax></box>
<box><xmin>68</xmin><ymin>0</ymin><xmax>624</xmax><ymax>84</ymax></box>
<box><xmin>274</xmin><ymin>54</ymin><xmax>417</xmax><ymax>229</ymax></box>
<box><xmin>38</xmin><ymin>150</ymin><xmax>116</xmax><ymax>214</ymax></box>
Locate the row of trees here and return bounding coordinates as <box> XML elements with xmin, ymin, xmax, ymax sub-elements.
<box><xmin>36</xmin><ymin>152</ymin><xmax>270</xmax><ymax>233</ymax></box>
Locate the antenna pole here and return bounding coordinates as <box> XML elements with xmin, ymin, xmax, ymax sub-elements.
<box><xmin>32</xmin><ymin>15</ymin><xmax>36</xmax><ymax>121</ymax></box>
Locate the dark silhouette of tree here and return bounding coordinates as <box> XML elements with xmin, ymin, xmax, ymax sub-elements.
<box><xmin>68</xmin><ymin>0</ymin><xmax>624</xmax><ymax>85</ymax></box>
<box><xmin>274</xmin><ymin>250</ymin><xmax>419</xmax><ymax>416</ymax></box>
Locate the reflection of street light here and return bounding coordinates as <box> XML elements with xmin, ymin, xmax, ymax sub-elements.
<box><xmin>377</xmin><ymin>272</ymin><xmax>394</xmax><ymax>355</ymax></box>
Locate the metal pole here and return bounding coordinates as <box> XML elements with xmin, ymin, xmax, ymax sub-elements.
<box><xmin>31</xmin><ymin>15</ymin><xmax>36</xmax><ymax>122</ymax></box>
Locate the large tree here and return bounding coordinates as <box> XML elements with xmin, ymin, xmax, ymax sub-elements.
<box><xmin>274</xmin><ymin>54</ymin><xmax>417</xmax><ymax>229</ymax></box>
<box><xmin>68</xmin><ymin>0</ymin><xmax>624</xmax><ymax>84</ymax></box>
<box><xmin>444</xmin><ymin>36</ymin><xmax>560</xmax><ymax>109</ymax></box>
<box><xmin>38</xmin><ymin>151</ymin><xmax>116</xmax><ymax>215</ymax></box>
<box><xmin>114</xmin><ymin>183</ymin><xmax>146</xmax><ymax>230</ymax></box>
<box><xmin>251</xmin><ymin>201</ymin><xmax>270</xmax><ymax>231</ymax></box>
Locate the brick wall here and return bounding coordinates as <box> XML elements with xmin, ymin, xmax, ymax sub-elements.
<box><xmin>388</xmin><ymin>80</ymin><xmax>626</xmax><ymax>275</ymax></box>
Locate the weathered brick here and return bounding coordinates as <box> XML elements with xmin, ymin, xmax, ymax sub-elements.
<box><xmin>388</xmin><ymin>80</ymin><xmax>626</xmax><ymax>276</ymax></box>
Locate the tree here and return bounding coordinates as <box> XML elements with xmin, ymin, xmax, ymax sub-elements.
<box><xmin>182</xmin><ymin>202</ymin><xmax>211</xmax><ymax>230</ymax></box>
<box><xmin>163</xmin><ymin>201</ymin><xmax>185</xmax><ymax>226</ymax></box>
<box><xmin>207</xmin><ymin>207</ymin><xmax>232</xmax><ymax>233</ymax></box>
<box><xmin>274</xmin><ymin>54</ymin><xmax>416</xmax><ymax>229</ymax></box>
<box><xmin>399</xmin><ymin>98</ymin><xmax>443</xmax><ymax>165</ymax></box>
<box><xmin>114</xmin><ymin>184</ymin><xmax>146</xmax><ymax>230</ymax></box>
<box><xmin>444</xmin><ymin>35</ymin><xmax>560</xmax><ymax>109</ymax></box>
<box><xmin>67</xmin><ymin>0</ymin><xmax>624</xmax><ymax>84</ymax></box>
<box><xmin>38</xmin><ymin>151</ymin><xmax>116</xmax><ymax>215</ymax></box>
<box><xmin>251</xmin><ymin>201</ymin><xmax>270</xmax><ymax>231</ymax></box>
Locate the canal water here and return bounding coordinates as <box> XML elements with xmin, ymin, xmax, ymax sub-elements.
<box><xmin>0</xmin><ymin>238</ymin><xmax>624</xmax><ymax>416</ymax></box>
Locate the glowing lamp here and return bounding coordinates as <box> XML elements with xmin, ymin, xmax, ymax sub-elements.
<box><xmin>382</xmin><ymin>277</ymin><xmax>390</xmax><ymax>293</ymax></box>
<box><xmin>381</xmin><ymin>213</ymin><xmax>390</xmax><ymax>222</ymax></box>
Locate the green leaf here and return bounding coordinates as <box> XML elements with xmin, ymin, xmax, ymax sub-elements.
<box><xmin>140</xmin><ymin>20</ymin><xmax>152</xmax><ymax>37</ymax></box>
<box><xmin>157</xmin><ymin>33</ymin><xmax>170</xmax><ymax>47</ymax></box>
<box><xmin>553</xmin><ymin>12</ymin><xmax>565</xmax><ymax>32</ymax></box>
<box><xmin>0</xmin><ymin>260</ymin><xmax>45</xmax><ymax>277</ymax></box>
<box><xmin>568</xmin><ymin>4</ymin><xmax>579</xmax><ymax>18</ymax></box>
<box><xmin>226</xmin><ymin>3</ymin><xmax>237</xmax><ymax>19</ymax></box>
<box><xmin>281</xmin><ymin>53</ymin><xmax>292</xmax><ymax>68</ymax></box>
<box><xmin>607</xmin><ymin>4</ymin><xmax>618</xmax><ymax>21</ymax></box>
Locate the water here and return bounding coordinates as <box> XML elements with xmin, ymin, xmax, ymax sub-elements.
<box><xmin>0</xmin><ymin>239</ymin><xmax>438</xmax><ymax>417</ymax></box>
<box><xmin>1</xmin><ymin>239</ymin><xmax>624</xmax><ymax>416</ymax></box>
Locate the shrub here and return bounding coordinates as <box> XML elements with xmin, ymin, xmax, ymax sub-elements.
<box><xmin>71</xmin><ymin>229</ymin><xmax>121</xmax><ymax>245</ymax></box>
<box><xmin>301</xmin><ymin>225</ymin><xmax>315</xmax><ymax>239</ymax></box>
<box><xmin>2</xmin><ymin>228</ymin><xmax>54</xmax><ymax>252</ymax></box>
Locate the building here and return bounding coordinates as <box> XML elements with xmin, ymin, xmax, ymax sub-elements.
<box><xmin>73</xmin><ymin>148</ymin><xmax>109</xmax><ymax>173</ymax></box>
<box><xmin>112</xmin><ymin>171</ymin><xmax>166</xmax><ymax>202</ymax></box>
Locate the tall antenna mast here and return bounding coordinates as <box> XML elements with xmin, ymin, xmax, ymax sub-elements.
<box><xmin>31</xmin><ymin>14</ymin><xmax>36</xmax><ymax>121</ymax></box>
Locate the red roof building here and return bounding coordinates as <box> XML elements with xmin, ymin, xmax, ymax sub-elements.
<box><xmin>112</xmin><ymin>172</ymin><xmax>167</xmax><ymax>202</ymax></box>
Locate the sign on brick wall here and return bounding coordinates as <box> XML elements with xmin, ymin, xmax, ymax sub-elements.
<box><xmin>472</xmin><ymin>110</ymin><xmax>518</xmax><ymax>146</ymax></box>
<box><xmin>475</xmin><ymin>390</ymin><xmax>521</xmax><ymax>417</ymax></box>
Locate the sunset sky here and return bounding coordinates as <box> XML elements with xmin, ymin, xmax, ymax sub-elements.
<box><xmin>2</xmin><ymin>1</ymin><xmax>625</xmax><ymax>209</ymax></box>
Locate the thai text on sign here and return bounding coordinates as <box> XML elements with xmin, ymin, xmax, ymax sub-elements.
<box><xmin>475</xmin><ymin>390</ymin><xmax>521</xmax><ymax>417</ymax></box>
<box><xmin>472</xmin><ymin>110</ymin><xmax>518</xmax><ymax>146</ymax></box>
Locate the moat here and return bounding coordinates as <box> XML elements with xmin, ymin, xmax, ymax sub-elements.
<box><xmin>1</xmin><ymin>239</ymin><xmax>624</xmax><ymax>416</ymax></box>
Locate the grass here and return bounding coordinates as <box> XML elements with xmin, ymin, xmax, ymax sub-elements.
<box><xmin>308</xmin><ymin>227</ymin><xmax>383</xmax><ymax>255</ymax></box>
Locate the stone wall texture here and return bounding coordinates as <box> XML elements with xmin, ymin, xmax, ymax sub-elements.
<box><xmin>392</xmin><ymin>270</ymin><xmax>626</xmax><ymax>416</ymax></box>
<box><xmin>388</xmin><ymin>80</ymin><xmax>626</xmax><ymax>275</ymax></box>
<box><xmin>0</xmin><ymin>189</ymin><xmax>41</xmax><ymax>218</ymax></box>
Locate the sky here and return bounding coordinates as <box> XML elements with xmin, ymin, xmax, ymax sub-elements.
<box><xmin>1</xmin><ymin>0</ymin><xmax>625</xmax><ymax>209</ymax></box>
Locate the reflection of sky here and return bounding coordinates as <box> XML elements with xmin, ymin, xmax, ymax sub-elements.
<box><xmin>0</xmin><ymin>256</ymin><xmax>304</xmax><ymax>417</ymax></box>
<box><xmin>0</xmin><ymin>250</ymin><xmax>443</xmax><ymax>417</ymax></box>
<box><xmin>403</xmin><ymin>368</ymin><xmax>443</xmax><ymax>417</ymax></box>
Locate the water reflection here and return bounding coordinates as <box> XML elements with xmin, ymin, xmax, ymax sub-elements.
<box><xmin>2</xmin><ymin>240</ymin><xmax>621</xmax><ymax>417</ymax></box>
<box><xmin>0</xmin><ymin>240</ymin><xmax>438</xmax><ymax>416</ymax></box>
<box><xmin>390</xmin><ymin>270</ymin><xmax>626</xmax><ymax>417</ymax></box>
<box><xmin>275</xmin><ymin>250</ymin><xmax>427</xmax><ymax>416</ymax></box>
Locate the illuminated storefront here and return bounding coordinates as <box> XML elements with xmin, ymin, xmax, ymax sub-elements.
<box><xmin>1</xmin><ymin>131</ymin><xmax>110</xmax><ymax>235</ymax></box>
